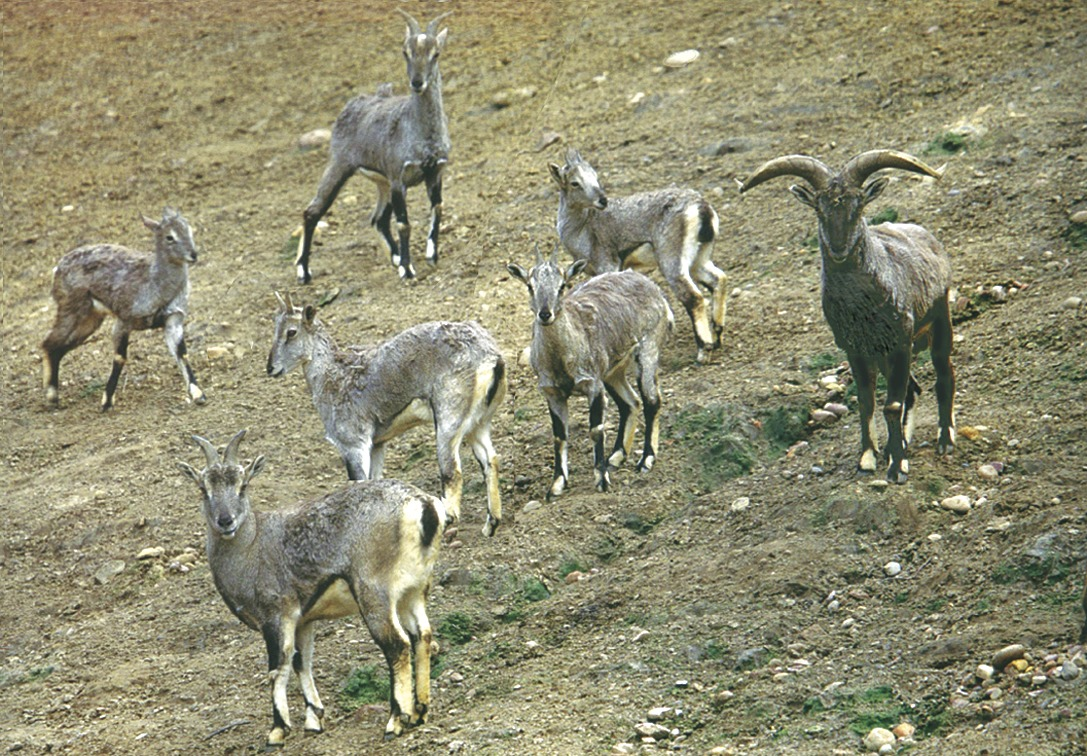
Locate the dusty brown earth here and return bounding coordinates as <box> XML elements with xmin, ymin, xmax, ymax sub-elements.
<box><xmin>3</xmin><ymin>1</ymin><xmax>1087</xmax><ymax>754</ymax></box>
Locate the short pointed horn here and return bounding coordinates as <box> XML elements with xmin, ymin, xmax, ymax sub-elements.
<box><xmin>274</xmin><ymin>291</ymin><xmax>287</xmax><ymax>311</ymax></box>
<box><xmin>223</xmin><ymin>429</ymin><xmax>247</xmax><ymax>466</ymax></box>
<box><xmin>284</xmin><ymin>290</ymin><xmax>295</xmax><ymax>312</ymax></box>
<box><xmin>192</xmin><ymin>434</ymin><xmax>220</xmax><ymax>466</ymax></box>
<box><xmin>426</xmin><ymin>11</ymin><xmax>452</xmax><ymax>36</ymax></box>
<box><xmin>740</xmin><ymin>154</ymin><xmax>834</xmax><ymax>193</ymax></box>
<box><xmin>549</xmin><ymin>244</ymin><xmax>560</xmax><ymax>265</ymax></box>
<box><xmin>564</xmin><ymin>147</ymin><xmax>582</xmax><ymax>166</ymax></box>
<box><xmin>841</xmin><ymin>149</ymin><xmax>944</xmax><ymax>187</ymax></box>
<box><xmin>397</xmin><ymin>8</ymin><xmax>421</xmax><ymax>36</ymax></box>
<box><xmin>534</xmin><ymin>243</ymin><xmax>544</xmax><ymax>264</ymax></box>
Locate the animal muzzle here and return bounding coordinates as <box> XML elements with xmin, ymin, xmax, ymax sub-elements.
<box><xmin>536</xmin><ymin>309</ymin><xmax>556</xmax><ymax>325</ymax></box>
<box><xmin>411</xmin><ymin>79</ymin><xmax>427</xmax><ymax>93</ymax></box>
<box><xmin>216</xmin><ymin>516</ymin><xmax>237</xmax><ymax>539</ymax></box>
<box><xmin>266</xmin><ymin>353</ymin><xmax>284</xmax><ymax>377</ymax></box>
<box><xmin>594</xmin><ymin>196</ymin><xmax>608</xmax><ymax>210</ymax></box>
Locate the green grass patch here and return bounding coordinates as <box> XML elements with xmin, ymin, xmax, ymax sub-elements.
<box><xmin>1061</xmin><ymin>220</ymin><xmax>1087</xmax><ymax>250</ymax></box>
<box><xmin>761</xmin><ymin>402</ymin><xmax>811</xmax><ymax>454</ymax></box>
<box><xmin>438</xmin><ymin>611</ymin><xmax>476</xmax><ymax>646</ymax></box>
<box><xmin>924</xmin><ymin>598</ymin><xmax>948</xmax><ymax>613</ymax></box>
<box><xmin>513</xmin><ymin>407</ymin><xmax>534</xmax><ymax>423</ymax></box>
<box><xmin>79</xmin><ymin>380</ymin><xmax>106</xmax><ymax>399</ymax></box>
<box><xmin>557</xmin><ymin>556</ymin><xmax>587</xmax><ymax>579</ymax></box>
<box><xmin>803</xmin><ymin>351</ymin><xmax>841</xmax><ymax>373</ymax></box>
<box><xmin>520</xmin><ymin>577</ymin><xmax>550</xmax><ymax>602</ymax></box>
<box><xmin>869</xmin><ymin>207</ymin><xmax>899</xmax><ymax>225</ymax></box>
<box><xmin>339</xmin><ymin>665</ymin><xmax>389</xmax><ymax>711</ymax></box>
<box><xmin>923</xmin><ymin>131</ymin><xmax>968</xmax><ymax>156</ymax></box>
<box><xmin>667</xmin><ymin>403</ymin><xmax>757</xmax><ymax>490</ymax></box>
<box><xmin>992</xmin><ymin>555</ymin><xmax>1072</xmax><ymax>586</ymax></box>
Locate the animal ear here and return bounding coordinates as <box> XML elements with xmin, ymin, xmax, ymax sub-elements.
<box><xmin>789</xmin><ymin>184</ymin><xmax>817</xmax><ymax>208</ymax></box>
<box><xmin>862</xmin><ymin>177</ymin><xmax>890</xmax><ymax>206</ymax></box>
<box><xmin>142</xmin><ymin>213</ymin><xmax>160</xmax><ymax>231</ymax></box>
<box><xmin>244</xmin><ymin>455</ymin><xmax>266</xmax><ymax>485</ymax></box>
<box><xmin>177</xmin><ymin>461</ymin><xmax>203</xmax><ymax>485</ymax></box>
<box><xmin>507</xmin><ymin>263</ymin><xmax>528</xmax><ymax>283</ymax></box>
<box><xmin>548</xmin><ymin>163</ymin><xmax>565</xmax><ymax>186</ymax></box>
<box><xmin>303</xmin><ymin>305</ymin><xmax>317</xmax><ymax>324</ymax></box>
<box><xmin>565</xmin><ymin>259</ymin><xmax>589</xmax><ymax>280</ymax></box>
<box><xmin>435</xmin><ymin>28</ymin><xmax>448</xmax><ymax>47</ymax></box>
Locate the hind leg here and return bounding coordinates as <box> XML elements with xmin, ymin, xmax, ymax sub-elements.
<box><xmin>634</xmin><ymin>354</ymin><xmax>663</xmax><ymax>472</ymax></box>
<box><xmin>603</xmin><ymin>369</ymin><xmax>639</xmax><ymax>468</ymax></box>
<box><xmin>164</xmin><ymin>312</ymin><xmax>204</xmax><ymax>406</ymax></box>
<box><xmin>41</xmin><ymin>300</ymin><xmax>105</xmax><ymax>405</ymax></box>
<box><xmin>694</xmin><ymin>255</ymin><xmax>728</xmax><ymax>347</ymax></box>
<box><xmin>931</xmin><ymin>301</ymin><xmax>956</xmax><ymax>455</ymax></box>
<box><xmin>358</xmin><ymin>585</ymin><xmax>415</xmax><ymax>739</ymax></box>
<box><xmin>435</xmin><ymin>422</ymin><xmax>466</xmax><ymax>525</ymax></box>
<box><xmin>398</xmin><ymin>590</ymin><xmax>433</xmax><ymax>725</ymax></box>
<box><xmin>660</xmin><ymin>255</ymin><xmax>713</xmax><ymax>363</ymax></box>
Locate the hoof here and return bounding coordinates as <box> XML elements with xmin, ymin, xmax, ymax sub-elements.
<box><xmin>636</xmin><ymin>455</ymin><xmax>655</xmax><ymax>473</ymax></box>
<box><xmin>398</xmin><ymin>264</ymin><xmax>416</xmax><ymax>280</ymax></box>
<box><xmin>482</xmin><ymin>517</ymin><xmax>499</xmax><ymax>538</ymax></box>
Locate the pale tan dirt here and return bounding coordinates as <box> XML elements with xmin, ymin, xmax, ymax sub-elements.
<box><xmin>2</xmin><ymin>1</ymin><xmax>1086</xmax><ymax>754</ymax></box>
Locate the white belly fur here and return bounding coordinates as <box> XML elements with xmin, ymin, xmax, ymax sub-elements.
<box><xmin>303</xmin><ymin>578</ymin><xmax>359</xmax><ymax>622</ymax></box>
<box><xmin>376</xmin><ymin>398</ymin><xmax>433</xmax><ymax>442</ymax></box>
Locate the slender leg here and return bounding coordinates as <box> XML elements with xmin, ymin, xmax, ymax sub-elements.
<box><xmin>101</xmin><ymin>323</ymin><xmax>130</xmax><ymax>411</ymax></box>
<box><xmin>293</xmin><ymin>622</ymin><xmax>325</xmax><ymax>733</ymax></box>
<box><xmin>390</xmin><ymin>184</ymin><xmax>414</xmax><ymax>279</ymax></box>
<box><xmin>424</xmin><ymin>168</ymin><xmax>444</xmax><ymax>266</ymax></box>
<box><xmin>883</xmin><ymin>349</ymin><xmax>912</xmax><ymax>484</ymax></box>
<box><xmin>546</xmin><ymin>395</ymin><xmax>570</xmax><ymax>500</ymax></box>
<box><xmin>931</xmin><ymin>301</ymin><xmax>956</xmax><ymax>455</ymax></box>
<box><xmin>435</xmin><ymin>422</ymin><xmax>464</xmax><ymax>525</ymax></box>
<box><xmin>661</xmin><ymin>256</ymin><xmax>712</xmax><ymax>362</ymax></box>
<box><xmin>694</xmin><ymin>257</ymin><xmax>728</xmax><ymax>347</ymax></box>
<box><xmin>468</xmin><ymin>426</ymin><xmax>502</xmax><ymax>536</ymax></box>
<box><xmin>358</xmin><ymin>585</ymin><xmax>413</xmax><ymax>740</ymax></box>
<box><xmin>41</xmin><ymin>300</ymin><xmax>104</xmax><ymax>405</ymax></box>
<box><xmin>262</xmin><ymin>618</ymin><xmax>296</xmax><ymax>747</ymax></box>
<box><xmin>400</xmin><ymin>593</ymin><xmax>432</xmax><ymax>724</ymax></box>
<box><xmin>850</xmin><ymin>354</ymin><xmax>879</xmax><ymax>473</ymax></box>
<box><xmin>634</xmin><ymin>355</ymin><xmax>663</xmax><ymax>472</ymax></box>
<box><xmin>589</xmin><ymin>390</ymin><xmax>610</xmax><ymax>492</ymax></box>
<box><xmin>603</xmin><ymin>377</ymin><xmax>638</xmax><ymax>468</ymax></box>
<box><xmin>163</xmin><ymin>312</ymin><xmax>204</xmax><ymax>405</ymax></box>
<box><xmin>297</xmin><ymin>161</ymin><xmax>354</xmax><ymax>284</ymax></box>
<box><xmin>370</xmin><ymin>443</ymin><xmax>387</xmax><ymax>479</ymax></box>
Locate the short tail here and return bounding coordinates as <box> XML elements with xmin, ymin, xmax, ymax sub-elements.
<box><xmin>485</xmin><ymin>356</ymin><xmax>506</xmax><ymax>407</ymax></box>
<box><xmin>420</xmin><ymin>496</ymin><xmax>444</xmax><ymax>549</ymax></box>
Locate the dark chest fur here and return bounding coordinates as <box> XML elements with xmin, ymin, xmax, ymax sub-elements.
<box><xmin>822</xmin><ymin>275</ymin><xmax>908</xmax><ymax>357</ymax></box>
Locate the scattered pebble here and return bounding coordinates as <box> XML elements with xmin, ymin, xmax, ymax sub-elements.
<box><xmin>94</xmin><ymin>559</ymin><xmax>126</xmax><ymax>585</ymax></box>
<box><xmin>863</xmin><ymin>727</ymin><xmax>895</xmax><ymax>752</ymax></box>
<box><xmin>634</xmin><ymin>721</ymin><xmax>671</xmax><ymax>740</ymax></box>
<box><xmin>564</xmin><ymin>570</ymin><xmax>585</xmax><ymax>585</ymax></box>
<box><xmin>298</xmin><ymin>128</ymin><xmax>331</xmax><ymax>149</ymax></box>
<box><xmin>730</xmin><ymin>496</ymin><xmax>750</xmax><ymax>511</ymax></box>
<box><xmin>647</xmin><ymin>706</ymin><xmax>672</xmax><ymax>721</ymax></box>
<box><xmin>664</xmin><ymin>49</ymin><xmax>700</xmax><ymax>67</ymax></box>
<box><xmin>136</xmin><ymin>547</ymin><xmax>164</xmax><ymax>560</ymax></box>
<box><xmin>992</xmin><ymin>643</ymin><xmax>1027</xmax><ymax>670</ymax></box>
<box><xmin>892</xmin><ymin>722</ymin><xmax>915</xmax><ymax>739</ymax></box>
<box><xmin>522</xmin><ymin>500</ymin><xmax>542</xmax><ymax>513</ymax></box>
<box><xmin>1061</xmin><ymin>296</ymin><xmax>1083</xmax><ymax>310</ymax></box>
<box><xmin>1071</xmin><ymin>210</ymin><xmax>1087</xmax><ymax>224</ymax></box>
<box><xmin>811</xmin><ymin>409</ymin><xmax>837</xmax><ymax>424</ymax></box>
<box><xmin>976</xmin><ymin>663</ymin><xmax>995</xmax><ymax>681</ymax></box>
<box><xmin>869</xmin><ymin>479</ymin><xmax>889</xmax><ymax>489</ymax></box>
<box><xmin>884</xmin><ymin>561</ymin><xmax>902</xmax><ymax>577</ymax></box>
<box><xmin>1060</xmin><ymin>660</ymin><xmax>1081</xmax><ymax>680</ymax></box>
<box><xmin>940</xmin><ymin>494</ymin><xmax>972</xmax><ymax>514</ymax></box>
<box><xmin>978</xmin><ymin>463</ymin><xmax>999</xmax><ymax>481</ymax></box>
<box><xmin>824</xmin><ymin>402</ymin><xmax>849</xmax><ymax>416</ymax></box>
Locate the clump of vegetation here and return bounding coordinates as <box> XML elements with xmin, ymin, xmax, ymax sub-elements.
<box><xmin>338</xmin><ymin>664</ymin><xmax>389</xmax><ymax>711</ymax></box>
<box><xmin>557</xmin><ymin>556</ymin><xmax>587</xmax><ymax>579</ymax></box>
<box><xmin>760</xmin><ymin>402</ymin><xmax>810</xmax><ymax>454</ymax></box>
<box><xmin>520</xmin><ymin>577</ymin><xmax>550</xmax><ymax>603</ymax></box>
<box><xmin>438</xmin><ymin>611</ymin><xmax>476</xmax><ymax>646</ymax></box>
<box><xmin>869</xmin><ymin>206</ymin><xmax>899</xmax><ymax>225</ymax></box>
<box><xmin>923</xmin><ymin>131</ymin><xmax>968</xmax><ymax>156</ymax></box>
<box><xmin>803</xmin><ymin>351</ymin><xmax>842</xmax><ymax>373</ymax></box>
<box><xmin>667</xmin><ymin>403</ymin><xmax>757</xmax><ymax>490</ymax></box>
<box><xmin>1061</xmin><ymin>221</ymin><xmax>1087</xmax><ymax>250</ymax></box>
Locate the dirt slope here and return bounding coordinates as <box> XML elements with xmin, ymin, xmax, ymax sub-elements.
<box><xmin>2</xmin><ymin>1</ymin><xmax>1086</xmax><ymax>754</ymax></box>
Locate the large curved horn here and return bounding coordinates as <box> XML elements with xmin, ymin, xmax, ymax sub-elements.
<box><xmin>426</xmin><ymin>11</ymin><xmax>453</xmax><ymax>36</ymax></box>
<box><xmin>840</xmin><ymin>149</ymin><xmax>944</xmax><ymax>187</ymax></box>
<box><xmin>397</xmin><ymin>8</ymin><xmax>421</xmax><ymax>36</ymax></box>
<box><xmin>223</xmin><ymin>429</ymin><xmax>247</xmax><ymax>466</ymax></box>
<box><xmin>192</xmin><ymin>434</ymin><xmax>220</xmax><ymax>466</ymax></box>
<box><xmin>739</xmin><ymin>154</ymin><xmax>834</xmax><ymax>193</ymax></box>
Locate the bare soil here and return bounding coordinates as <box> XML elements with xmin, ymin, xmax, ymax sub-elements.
<box><xmin>3</xmin><ymin>1</ymin><xmax>1086</xmax><ymax>754</ymax></box>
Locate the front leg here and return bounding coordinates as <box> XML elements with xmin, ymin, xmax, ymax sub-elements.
<box><xmin>424</xmin><ymin>164</ymin><xmax>445</xmax><ymax>266</ymax></box>
<box><xmin>849</xmin><ymin>354</ymin><xmax>879</xmax><ymax>473</ymax></box>
<box><xmin>589</xmin><ymin>390</ymin><xmax>610</xmax><ymax>492</ymax></box>
<box><xmin>262</xmin><ymin>618</ymin><xmax>297</xmax><ymax>747</ymax></box>
<box><xmin>882</xmin><ymin>348</ymin><xmax>913</xmax><ymax>484</ymax></box>
<box><xmin>163</xmin><ymin>312</ymin><xmax>205</xmax><ymax>405</ymax></box>
<box><xmin>390</xmin><ymin>183</ymin><xmax>414</xmax><ymax>279</ymax></box>
<box><xmin>102</xmin><ymin>322</ymin><xmax>130</xmax><ymax>411</ymax></box>
<box><xmin>546</xmin><ymin>395</ymin><xmax>570</xmax><ymax>500</ymax></box>
<box><xmin>293</xmin><ymin>622</ymin><xmax>325</xmax><ymax>734</ymax></box>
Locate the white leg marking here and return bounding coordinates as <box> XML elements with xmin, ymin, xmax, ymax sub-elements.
<box><xmin>859</xmin><ymin>448</ymin><xmax>878</xmax><ymax>472</ymax></box>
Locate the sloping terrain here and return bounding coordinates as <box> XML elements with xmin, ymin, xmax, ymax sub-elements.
<box><xmin>2</xmin><ymin>1</ymin><xmax>1085</xmax><ymax>754</ymax></box>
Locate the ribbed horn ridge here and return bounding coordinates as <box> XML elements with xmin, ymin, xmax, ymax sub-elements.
<box><xmin>739</xmin><ymin>154</ymin><xmax>834</xmax><ymax>193</ymax></box>
<box><xmin>397</xmin><ymin>8</ymin><xmax>421</xmax><ymax>36</ymax></box>
<box><xmin>192</xmin><ymin>434</ymin><xmax>221</xmax><ymax>466</ymax></box>
<box><xmin>426</xmin><ymin>12</ymin><xmax>452</xmax><ymax>36</ymax></box>
<box><xmin>223</xmin><ymin>429</ymin><xmax>247</xmax><ymax>466</ymax></box>
<box><xmin>840</xmin><ymin>149</ymin><xmax>945</xmax><ymax>187</ymax></box>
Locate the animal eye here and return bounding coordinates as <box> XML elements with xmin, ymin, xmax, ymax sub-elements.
<box><xmin>286</xmin><ymin>327</ymin><xmax>298</xmax><ymax>339</ymax></box>
<box><xmin>570</xmin><ymin>180</ymin><xmax>581</xmax><ymax>188</ymax></box>
<box><xmin>166</xmin><ymin>232</ymin><xmax>178</xmax><ymax>243</ymax></box>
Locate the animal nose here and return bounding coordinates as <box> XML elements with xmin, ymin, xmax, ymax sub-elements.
<box><xmin>597</xmin><ymin>196</ymin><xmax>608</xmax><ymax>209</ymax></box>
<box><xmin>411</xmin><ymin>78</ymin><xmax>424</xmax><ymax>90</ymax></box>
<box><xmin>217</xmin><ymin>514</ymin><xmax>235</xmax><ymax>531</ymax></box>
<box><xmin>538</xmin><ymin>308</ymin><xmax>553</xmax><ymax>323</ymax></box>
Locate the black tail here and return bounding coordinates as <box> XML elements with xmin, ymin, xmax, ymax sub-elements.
<box><xmin>485</xmin><ymin>357</ymin><xmax>506</xmax><ymax>406</ymax></box>
<box><xmin>697</xmin><ymin>202</ymin><xmax>716</xmax><ymax>244</ymax></box>
<box><xmin>420</xmin><ymin>499</ymin><xmax>441</xmax><ymax>549</ymax></box>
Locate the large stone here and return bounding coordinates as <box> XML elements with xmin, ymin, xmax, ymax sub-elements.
<box><xmin>863</xmin><ymin>727</ymin><xmax>895</xmax><ymax>752</ymax></box>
